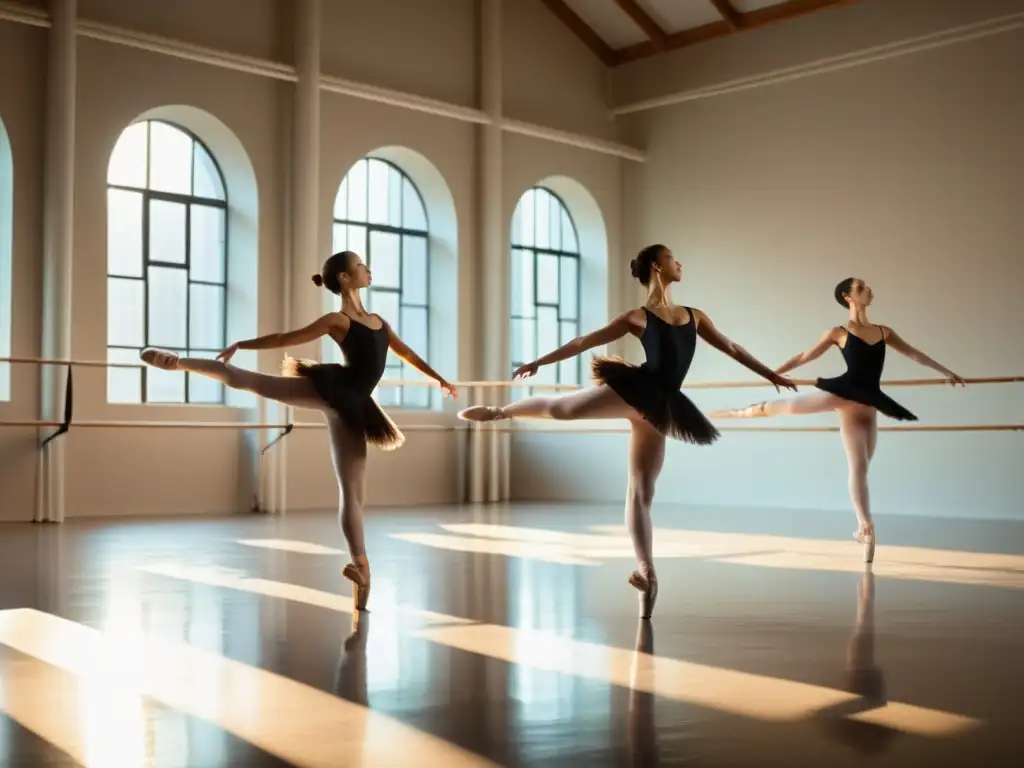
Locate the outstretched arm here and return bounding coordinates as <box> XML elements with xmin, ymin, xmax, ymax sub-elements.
<box><xmin>694</xmin><ymin>309</ymin><xmax>797</xmax><ymax>391</ymax></box>
<box><xmin>221</xmin><ymin>314</ymin><xmax>336</xmax><ymax>360</ymax></box>
<box><xmin>883</xmin><ymin>326</ymin><xmax>965</xmax><ymax>385</ymax></box>
<box><xmin>385</xmin><ymin>322</ymin><xmax>457</xmax><ymax>397</ymax></box>
<box><xmin>775</xmin><ymin>327</ymin><xmax>840</xmax><ymax>375</ymax></box>
<box><xmin>515</xmin><ymin>311</ymin><xmax>634</xmax><ymax>378</ymax></box>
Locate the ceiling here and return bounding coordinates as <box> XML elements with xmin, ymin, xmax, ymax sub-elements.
<box><xmin>541</xmin><ymin>0</ymin><xmax>861</xmax><ymax>66</ymax></box>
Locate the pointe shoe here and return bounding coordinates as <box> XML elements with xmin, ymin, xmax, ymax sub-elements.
<box><xmin>854</xmin><ymin>524</ymin><xmax>876</xmax><ymax>564</ymax></box>
<box><xmin>342</xmin><ymin>556</ymin><xmax>371</xmax><ymax>612</ymax></box>
<box><xmin>140</xmin><ymin>347</ymin><xmax>180</xmax><ymax>371</ymax></box>
<box><xmin>457</xmin><ymin>405</ymin><xmax>506</xmax><ymax>422</ymax></box>
<box><xmin>628</xmin><ymin>570</ymin><xmax>659</xmax><ymax>620</ymax></box>
<box><xmin>709</xmin><ymin>401</ymin><xmax>767</xmax><ymax>419</ymax></box>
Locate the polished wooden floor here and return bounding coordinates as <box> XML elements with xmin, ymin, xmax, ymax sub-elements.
<box><xmin>0</xmin><ymin>502</ymin><xmax>1021</xmax><ymax>767</ymax></box>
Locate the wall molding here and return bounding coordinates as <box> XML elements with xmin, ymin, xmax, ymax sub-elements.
<box><xmin>0</xmin><ymin>1</ymin><xmax>645</xmax><ymax>162</ymax></box>
<box><xmin>613</xmin><ymin>10</ymin><xmax>1024</xmax><ymax>115</ymax></box>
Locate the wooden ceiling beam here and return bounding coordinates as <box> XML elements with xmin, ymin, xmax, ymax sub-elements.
<box><xmin>612</xmin><ymin>0</ymin><xmax>863</xmax><ymax>66</ymax></box>
<box><xmin>708</xmin><ymin>0</ymin><xmax>742</xmax><ymax>31</ymax></box>
<box><xmin>613</xmin><ymin>0</ymin><xmax>668</xmax><ymax>50</ymax></box>
<box><xmin>538</xmin><ymin>0</ymin><xmax>616</xmax><ymax>67</ymax></box>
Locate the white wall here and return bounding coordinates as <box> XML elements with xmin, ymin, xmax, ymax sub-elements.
<box><xmin>512</xmin><ymin>18</ymin><xmax>1024</xmax><ymax>521</ymax></box>
<box><xmin>0</xmin><ymin>0</ymin><xmax>626</xmax><ymax>520</ymax></box>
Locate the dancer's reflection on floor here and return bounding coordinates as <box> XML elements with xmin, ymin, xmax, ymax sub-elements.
<box><xmin>629</xmin><ymin>620</ymin><xmax>659</xmax><ymax>767</ymax></box>
<box><xmin>335</xmin><ymin>612</ymin><xmax>370</xmax><ymax>707</ymax></box>
<box><xmin>816</xmin><ymin>567</ymin><xmax>895</xmax><ymax>754</ymax></box>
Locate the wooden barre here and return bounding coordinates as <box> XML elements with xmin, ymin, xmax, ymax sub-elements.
<box><xmin>1</xmin><ymin>357</ymin><xmax>1020</xmax><ymax>390</ymax></box>
<box><xmin>1</xmin><ymin>420</ymin><xmax>1020</xmax><ymax>434</ymax></box>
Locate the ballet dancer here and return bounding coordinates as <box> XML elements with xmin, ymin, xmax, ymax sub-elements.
<box><xmin>710</xmin><ymin>277</ymin><xmax>965</xmax><ymax>562</ymax></box>
<box><xmin>459</xmin><ymin>244</ymin><xmax>796</xmax><ymax>619</ymax></box>
<box><xmin>140</xmin><ymin>250</ymin><xmax>457</xmax><ymax>611</ymax></box>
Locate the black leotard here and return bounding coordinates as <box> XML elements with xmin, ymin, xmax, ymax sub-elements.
<box><xmin>815</xmin><ymin>326</ymin><xmax>917</xmax><ymax>421</ymax></box>
<box><xmin>283</xmin><ymin>313</ymin><xmax>404</xmax><ymax>449</ymax></box>
<box><xmin>591</xmin><ymin>307</ymin><xmax>719</xmax><ymax>444</ymax></box>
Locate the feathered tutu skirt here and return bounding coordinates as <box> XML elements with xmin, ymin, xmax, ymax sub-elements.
<box><xmin>282</xmin><ymin>358</ymin><xmax>405</xmax><ymax>450</ymax></box>
<box><xmin>591</xmin><ymin>357</ymin><xmax>720</xmax><ymax>445</ymax></box>
<box><xmin>815</xmin><ymin>375</ymin><xmax>918</xmax><ymax>421</ymax></box>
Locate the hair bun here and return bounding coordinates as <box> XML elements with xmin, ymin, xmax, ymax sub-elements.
<box><xmin>311</xmin><ymin>274</ymin><xmax>323</xmax><ymax>287</ymax></box>
<box><xmin>629</xmin><ymin>259</ymin><xmax>639</xmax><ymax>277</ymax></box>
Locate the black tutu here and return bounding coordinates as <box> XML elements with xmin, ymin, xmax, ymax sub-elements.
<box><xmin>282</xmin><ymin>358</ymin><xmax>405</xmax><ymax>450</ymax></box>
<box><xmin>591</xmin><ymin>357</ymin><xmax>720</xmax><ymax>445</ymax></box>
<box><xmin>815</xmin><ymin>376</ymin><xmax>917</xmax><ymax>421</ymax></box>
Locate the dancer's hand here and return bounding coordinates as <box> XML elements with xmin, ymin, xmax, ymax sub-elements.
<box><xmin>769</xmin><ymin>372</ymin><xmax>798</xmax><ymax>393</ymax></box>
<box><xmin>947</xmin><ymin>372</ymin><xmax>966</xmax><ymax>387</ymax></box>
<box><xmin>439</xmin><ymin>379</ymin><xmax>458</xmax><ymax>399</ymax></box>
<box><xmin>512</xmin><ymin>361</ymin><xmax>539</xmax><ymax>380</ymax></box>
<box><xmin>217</xmin><ymin>343</ymin><xmax>239</xmax><ymax>364</ymax></box>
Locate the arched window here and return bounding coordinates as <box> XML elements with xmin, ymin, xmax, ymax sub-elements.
<box><xmin>510</xmin><ymin>187</ymin><xmax>581</xmax><ymax>387</ymax></box>
<box><xmin>0</xmin><ymin>118</ymin><xmax>11</xmax><ymax>402</ymax></box>
<box><xmin>332</xmin><ymin>157</ymin><xmax>430</xmax><ymax>408</ymax></box>
<box><xmin>105</xmin><ymin>120</ymin><xmax>228</xmax><ymax>404</ymax></box>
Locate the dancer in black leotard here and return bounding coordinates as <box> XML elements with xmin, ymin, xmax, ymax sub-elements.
<box><xmin>711</xmin><ymin>277</ymin><xmax>964</xmax><ymax>562</ymax></box>
<box><xmin>459</xmin><ymin>244</ymin><xmax>796</xmax><ymax>619</ymax></box>
<box><xmin>140</xmin><ymin>250</ymin><xmax>457</xmax><ymax>610</ymax></box>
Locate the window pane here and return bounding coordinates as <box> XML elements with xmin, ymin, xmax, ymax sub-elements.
<box><xmin>511</xmin><ymin>317</ymin><xmax>535</xmax><ymax>365</ymax></box>
<box><xmin>148</xmin><ymin>358</ymin><xmax>186</xmax><ymax>403</ymax></box>
<box><xmin>549</xmin><ymin>195</ymin><xmax>562</xmax><ymax>251</ymax></box>
<box><xmin>334</xmin><ymin>177</ymin><xmax>348</xmax><ymax>220</ymax></box>
<box><xmin>192</xmin><ymin>142</ymin><xmax>225</xmax><ymax>200</ymax></box>
<box><xmin>346</xmin><ymin>159</ymin><xmax>368</xmax><ymax>222</ymax></box>
<box><xmin>402</xmin><ymin>235</ymin><xmax>427</xmax><ymax>305</ymax></box>
<box><xmin>148</xmin><ymin>122</ymin><xmax>192</xmax><ymax>195</ymax></box>
<box><xmin>347</xmin><ymin>225</ymin><xmax>367</xmax><ymax>258</ymax></box>
<box><xmin>375</xmin><ymin>365</ymin><xmax>402</xmax><ymax>407</ymax></box>
<box><xmin>561</xmin><ymin>210</ymin><xmax>577</xmax><ymax>253</ymax></box>
<box><xmin>558</xmin><ymin>357</ymin><xmax>579</xmax><ymax>387</ymax></box>
<box><xmin>107</xmin><ymin>278</ymin><xmax>144</xmax><ymax>347</ymax></box>
<box><xmin>536</xmin><ymin>252</ymin><xmax>558</xmax><ymax>304</ymax></box>
<box><xmin>332</xmin><ymin>223</ymin><xmax>347</xmax><ymax>253</ymax></box>
<box><xmin>149</xmin><ymin>199</ymin><xmax>186</xmax><ymax>264</ymax></box>
<box><xmin>190</xmin><ymin>204</ymin><xmax>225</xmax><ymax>283</ymax></box>
<box><xmin>369</xmin><ymin>289</ymin><xmax>399</xmax><ymax>325</ymax></box>
<box><xmin>517</xmin><ymin>190</ymin><xmax>535</xmax><ymax>247</ymax></box>
<box><xmin>107</xmin><ymin>347</ymin><xmax>141</xmax><ymax>404</ymax></box>
<box><xmin>189</xmin><ymin>284</ymin><xmax>225</xmax><ymax>350</ymax></box>
<box><xmin>107</xmin><ymin>189</ymin><xmax>143</xmax><ymax>277</ymax></box>
<box><xmin>537</xmin><ymin>306</ymin><xmax>558</xmax><ymax>355</ymax></box>
<box><xmin>402</xmin><ymin>178</ymin><xmax>427</xmax><ymax>231</ymax></box>
<box><xmin>400</xmin><ymin>306</ymin><xmax>427</xmax><ymax>359</ymax></box>
<box><xmin>367</xmin><ymin>159</ymin><xmax>389</xmax><ymax>225</ymax></box>
<box><xmin>404</xmin><ymin>384</ymin><xmax>430</xmax><ymax>409</ymax></box>
<box><xmin>559</xmin><ymin>320</ymin><xmax>578</xmax><ymax>345</ymax></box>
<box><xmin>534</xmin><ymin>189</ymin><xmax>550</xmax><ymax>249</ymax></box>
<box><xmin>559</xmin><ymin>257</ymin><xmax>578</xmax><ymax>320</ymax></box>
<box><xmin>107</xmin><ymin>122</ymin><xmax>148</xmax><ymax>188</ymax></box>
<box><xmin>387</xmin><ymin>166</ymin><xmax>403</xmax><ymax>227</ymax></box>
<box><xmin>511</xmin><ymin>248</ymin><xmax>535</xmax><ymax>318</ymax></box>
<box><xmin>147</xmin><ymin>266</ymin><xmax>188</xmax><ymax>348</ymax></box>
<box><xmin>186</xmin><ymin>350</ymin><xmax>224</xmax><ymax>404</ymax></box>
<box><xmin>368</xmin><ymin>231</ymin><xmax>400</xmax><ymax>289</ymax></box>
<box><xmin>559</xmin><ymin>321</ymin><xmax>579</xmax><ymax>386</ymax></box>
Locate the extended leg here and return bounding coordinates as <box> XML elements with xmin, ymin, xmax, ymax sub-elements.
<box><xmin>326</xmin><ymin>415</ymin><xmax>372</xmax><ymax>611</ymax></box>
<box><xmin>625</xmin><ymin>421</ymin><xmax>667</xmax><ymax>620</ymax></box>
<box><xmin>141</xmin><ymin>348</ymin><xmax>325</xmax><ymax>410</ymax></box>
<box><xmin>709</xmin><ymin>391</ymin><xmax>848</xmax><ymax>419</ymax></box>
<box><xmin>459</xmin><ymin>384</ymin><xmax>636</xmax><ymax>422</ymax></box>
<box><xmin>840</xmin><ymin>407</ymin><xmax>876</xmax><ymax>562</ymax></box>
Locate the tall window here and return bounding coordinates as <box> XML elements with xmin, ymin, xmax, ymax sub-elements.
<box><xmin>332</xmin><ymin>157</ymin><xmax>429</xmax><ymax>408</ymax></box>
<box><xmin>106</xmin><ymin>120</ymin><xmax>228</xmax><ymax>404</ymax></box>
<box><xmin>0</xmin><ymin>119</ymin><xmax>12</xmax><ymax>402</ymax></box>
<box><xmin>510</xmin><ymin>187</ymin><xmax>581</xmax><ymax>387</ymax></box>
